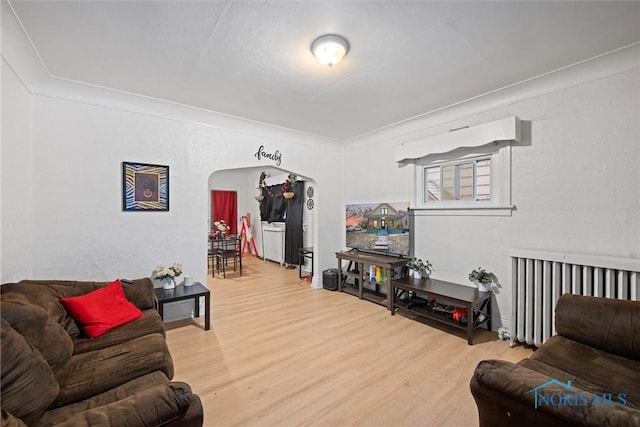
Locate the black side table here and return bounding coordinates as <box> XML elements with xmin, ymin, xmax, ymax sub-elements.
<box><xmin>154</xmin><ymin>282</ymin><xmax>210</xmax><ymax>330</ymax></box>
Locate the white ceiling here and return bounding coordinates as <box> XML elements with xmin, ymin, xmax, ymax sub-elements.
<box><xmin>8</xmin><ymin>0</ymin><xmax>640</xmax><ymax>141</ymax></box>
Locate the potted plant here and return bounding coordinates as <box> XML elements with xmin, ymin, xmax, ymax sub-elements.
<box><xmin>406</xmin><ymin>258</ymin><xmax>433</xmax><ymax>279</ymax></box>
<box><xmin>468</xmin><ymin>267</ymin><xmax>496</xmax><ymax>292</ymax></box>
<box><xmin>282</xmin><ymin>173</ymin><xmax>297</xmax><ymax>199</ymax></box>
<box><xmin>155</xmin><ymin>263</ymin><xmax>182</xmax><ymax>290</ymax></box>
<box><xmin>255</xmin><ymin>171</ymin><xmax>267</xmax><ymax>202</ymax></box>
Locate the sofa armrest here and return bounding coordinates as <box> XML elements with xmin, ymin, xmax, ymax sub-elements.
<box><xmin>470</xmin><ymin>359</ymin><xmax>640</xmax><ymax>427</ymax></box>
<box><xmin>121</xmin><ymin>278</ymin><xmax>156</xmax><ymax>311</ymax></box>
<box><xmin>52</xmin><ymin>382</ymin><xmax>201</xmax><ymax>427</ymax></box>
<box><xmin>555</xmin><ymin>294</ymin><xmax>640</xmax><ymax>360</ymax></box>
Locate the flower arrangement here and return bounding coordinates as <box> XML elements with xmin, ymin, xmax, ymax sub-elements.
<box><xmin>406</xmin><ymin>258</ymin><xmax>433</xmax><ymax>274</ymax></box>
<box><xmin>155</xmin><ymin>263</ymin><xmax>182</xmax><ymax>281</ymax></box>
<box><xmin>212</xmin><ymin>219</ymin><xmax>229</xmax><ymax>238</ymax></box>
<box><xmin>468</xmin><ymin>267</ymin><xmax>496</xmax><ymax>284</ymax></box>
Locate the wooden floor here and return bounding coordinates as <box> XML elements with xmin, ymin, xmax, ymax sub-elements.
<box><xmin>165</xmin><ymin>256</ymin><xmax>533</xmax><ymax>427</ymax></box>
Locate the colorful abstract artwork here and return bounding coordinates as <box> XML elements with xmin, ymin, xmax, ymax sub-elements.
<box><xmin>122</xmin><ymin>162</ymin><xmax>169</xmax><ymax>211</ymax></box>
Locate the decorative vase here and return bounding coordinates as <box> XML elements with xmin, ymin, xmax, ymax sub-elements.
<box><xmin>163</xmin><ymin>277</ymin><xmax>176</xmax><ymax>290</ymax></box>
<box><xmin>283</xmin><ymin>192</ymin><xmax>295</xmax><ymax>199</ymax></box>
<box><xmin>475</xmin><ymin>281</ymin><xmax>490</xmax><ymax>292</ymax></box>
<box><xmin>412</xmin><ymin>269</ymin><xmax>422</xmax><ymax>279</ymax></box>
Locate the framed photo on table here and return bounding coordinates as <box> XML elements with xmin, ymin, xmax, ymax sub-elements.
<box><xmin>122</xmin><ymin>161</ymin><xmax>169</xmax><ymax>211</ymax></box>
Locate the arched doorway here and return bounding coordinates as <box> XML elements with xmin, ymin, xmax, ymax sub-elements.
<box><xmin>207</xmin><ymin>166</ymin><xmax>318</xmax><ymax>285</ymax></box>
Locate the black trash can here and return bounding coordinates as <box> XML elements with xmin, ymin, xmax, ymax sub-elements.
<box><xmin>323</xmin><ymin>268</ymin><xmax>339</xmax><ymax>291</ymax></box>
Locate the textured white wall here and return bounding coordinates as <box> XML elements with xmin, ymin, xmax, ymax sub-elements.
<box><xmin>344</xmin><ymin>69</ymin><xmax>640</xmax><ymax>329</ymax></box>
<box><xmin>1</xmin><ymin>61</ymin><xmax>32</xmax><ymax>283</ymax></box>
<box><xmin>17</xmin><ymin>95</ymin><xmax>342</xmax><ymax>286</ymax></box>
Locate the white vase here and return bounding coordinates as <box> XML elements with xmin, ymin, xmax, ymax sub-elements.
<box><xmin>412</xmin><ymin>269</ymin><xmax>422</xmax><ymax>279</ymax></box>
<box><xmin>476</xmin><ymin>281</ymin><xmax>490</xmax><ymax>292</ymax></box>
<box><xmin>163</xmin><ymin>277</ymin><xmax>176</xmax><ymax>290</ymax></box>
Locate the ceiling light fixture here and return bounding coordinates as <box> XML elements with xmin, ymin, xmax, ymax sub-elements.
<box><xmin>311</xmin><ymin>34</ymin><xmax>350</xmax><ymax>67</ymax></box>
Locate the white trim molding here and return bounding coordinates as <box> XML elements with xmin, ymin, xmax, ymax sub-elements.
<box><xmin>394</xmin><ymin>116</ymin><xmax>521</xmax><ymax>163</ymax></box>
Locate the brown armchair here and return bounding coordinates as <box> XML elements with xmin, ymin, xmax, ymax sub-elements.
<box><xmin>470</xmin><ymin>294</ymin><xmax>640</xmax><ymax>427</ymax></box>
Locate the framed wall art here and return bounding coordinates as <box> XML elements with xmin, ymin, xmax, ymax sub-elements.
<box><xmin>122</xmin><ymin>161</ymin><xmax>169</xmax><ymax>211</ymax></box>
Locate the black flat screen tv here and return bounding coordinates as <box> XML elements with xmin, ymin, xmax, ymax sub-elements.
<box><xmin>345</xmin><ymin>202</ymin><xmax>410</xmax><ymax>257</ymax></box>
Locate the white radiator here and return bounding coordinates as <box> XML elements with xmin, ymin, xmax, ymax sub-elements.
<box><xmin>509</xmin><ymin>249</ymin><xmax>640</xmax><ymax>348</ymax></box>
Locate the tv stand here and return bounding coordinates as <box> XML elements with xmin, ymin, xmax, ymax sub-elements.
<box><xmin>335</xmin><ymin>251</ymin><xmax>408</xmax><ymax>310</ymax></box>
<box><xmin>390</xmin><ymin>276</ymin><xmax>492</xmax><ymax>345</ymax></box>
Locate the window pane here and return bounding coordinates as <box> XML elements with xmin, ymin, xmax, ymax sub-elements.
<box><xmin>476</xmin><ymin>159</ymin><xmax>491</xmax><ymax>200</ymax></box>
<box><xmin>425</xmin><ymin>167</ymin><xmax>441</xmax><ymax>201</ymax></box>
<box><xmin>459</xmin><ymin>163</ymin><xmax>474</xmax><ymax>200</ymax></box>
<box><xmin>423</xmin><ymin>157</ymin><xmax>493</xmax><ymax>205</ymax></box>
<box><xmin>442</xmin><ymin>165</ymin><xmax>456</xmax><ymax>200</ymax></box>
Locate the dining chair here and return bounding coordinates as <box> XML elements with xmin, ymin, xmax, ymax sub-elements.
<box><xmin>214</xmin><ymin>234</ymin><xmax>242</xmax><ymax>278</ymax></box>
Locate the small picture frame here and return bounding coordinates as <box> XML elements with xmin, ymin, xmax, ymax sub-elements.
<box><xmin>122</xmin><ymin>161</ymin><xmax>169</xmax><ymax>211</ymax></box>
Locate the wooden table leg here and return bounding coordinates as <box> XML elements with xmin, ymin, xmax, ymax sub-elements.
<box><xmin>390</xmin><ymin>282</ymin><xmax>396</xmax><ymax>315</ymax></box>
<box><xmin>194</xmin><ymin>295</ymin><xmax>200</xmax><ymax>317</ymax></box>
<box><xmin>358</xmin><ymin>262</ymin><xmax>364</xmax><ymax>300</ymax></box>
<box><xmin>204</xmin><ymin>292</ymin><xmax>210</xmax><ymax>331</ymax></box>
<box><xmin>467</xmin><ymin>303</ymin><xmax>474</xmax><ymax>345</ymax></box>
<box><xmin>158</xmin><ymin>301</ymin><xmax>164</xmax><ymax>321</ymax></box>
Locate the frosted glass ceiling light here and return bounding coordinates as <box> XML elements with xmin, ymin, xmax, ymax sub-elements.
<box><xmin>311</xmin><ymin>34</ymin><xmax>350</xmax><ymax>67</ymax></box>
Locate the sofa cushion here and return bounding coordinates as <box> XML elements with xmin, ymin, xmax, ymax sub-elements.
<box><xmin>555</xmin><ymin>294</ymin><xmax>640</xmax><ymax>360</ymax></box>
<box><xmin>72</xmin><ymin>309</ymin><xmax>166</xmax><ymax>354</ymax></box>
<box><xmin>59</xmin><ymin>280</ymin><xmax>143</xmax><ymax>338</ymax></box>
<box><xmin>472</xmin><ymin>359</ymin><xmax>640</xmax><ymax>427</ymax></box>
<box><xmin>2</xmin><ymin>278</ymin><xmax>157</xmax><ymax>339</ymax></box>
<box><xmin>52</xmin><ymin>333</ymin><xmax>174</xmax><ymax>407</ymax></box>
<box><xmin>49</xmin><ymin>382</ymin><xmax>195</xmax><ymax>427</ymax></box>
<box><xmin>0</xmin><ymin>319</ymin><xmax>59</xmax><ymax>426</ymax></box>
<box><xmin>0</xmin><ymin>292</ymin><xmax>73</xmax><ymax>372</ymax></box>
<box><xmin>36</xmin><ymin>371</ymin><xmax>170</xmax><ymax>426</ymax></box>
<box><xmin>1</xmin><ymin>282</ymin><xmax>83</xmax><ymax>338</ymax></box>
<box><xmin>19</xmin><ymin>278</ymin><xmax>156</xmax><ymax>311</ymax></box>
<box><xmin>530</xmin><ymin>335</ymin><xmax>640</xmax><ymax>409</ymax></box>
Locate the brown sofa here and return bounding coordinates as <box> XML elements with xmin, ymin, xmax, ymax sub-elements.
<box><xmin>1</xmin><ymin>278</ymin><xmax>203</xmax><ymax>427</ymax></box>
<box><xmin>470</xmin><ymin>293</ymin><xmax>640</xmax><ymax>427</ymax></box>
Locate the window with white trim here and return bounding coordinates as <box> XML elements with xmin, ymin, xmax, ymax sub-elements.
<box><xmin>414</xmin><ymin>142</ymin><xmax>514</xmax><ymax>215</ymax></box>
<box><xmin>424</xmin><ymin>156</ymin><xmax>491</xmax><ymax>203</ymax></box>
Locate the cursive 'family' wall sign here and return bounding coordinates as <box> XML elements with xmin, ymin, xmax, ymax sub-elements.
<box><xmin>254</xmin><ymin>145</ymin><xmax>282</xmax><ymax>166</ymax></box>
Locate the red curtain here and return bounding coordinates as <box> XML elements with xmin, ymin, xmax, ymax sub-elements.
<box><xmin>211</xmin><ymin>190</ymin><xmax>238</xmax><ymax>235</ymax></box>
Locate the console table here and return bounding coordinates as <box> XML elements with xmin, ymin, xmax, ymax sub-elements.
<box><xmin>390</xmin><ymin>276</ymin><xmax>491</xmax><ymax>345</ymax></box>
<box><xmin>336</xmin><ymin>250</ymin><xmax>408</xmax><ymax>309</ymax></box>
<box><xmin>154</xmin><ymin>283</ymin><xmax>210</xmax><ymax>331</ymax></box>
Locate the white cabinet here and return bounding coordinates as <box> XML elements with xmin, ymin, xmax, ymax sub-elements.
<box><xmin>262</xmin><ymin>222</ymin><xmax>285</xmax><ymax>265</ymax></box>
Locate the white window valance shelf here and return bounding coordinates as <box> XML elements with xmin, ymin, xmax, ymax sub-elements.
<box><xmin>394</xmin><ymin>116</ymin><xmax>522</xmax><ymax>163</ymax></box>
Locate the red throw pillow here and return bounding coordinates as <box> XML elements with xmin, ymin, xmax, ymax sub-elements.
<box><xmin>60</xmin><ymin>279</ymin><xmax>143</xmax><ymax>338</ymax></box>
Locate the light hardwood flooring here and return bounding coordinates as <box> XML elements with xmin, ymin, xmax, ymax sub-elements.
<box><xmin>165</xmin><ymin>256</ymin><xmax>533</xmax><ymax>427</ymax></box>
